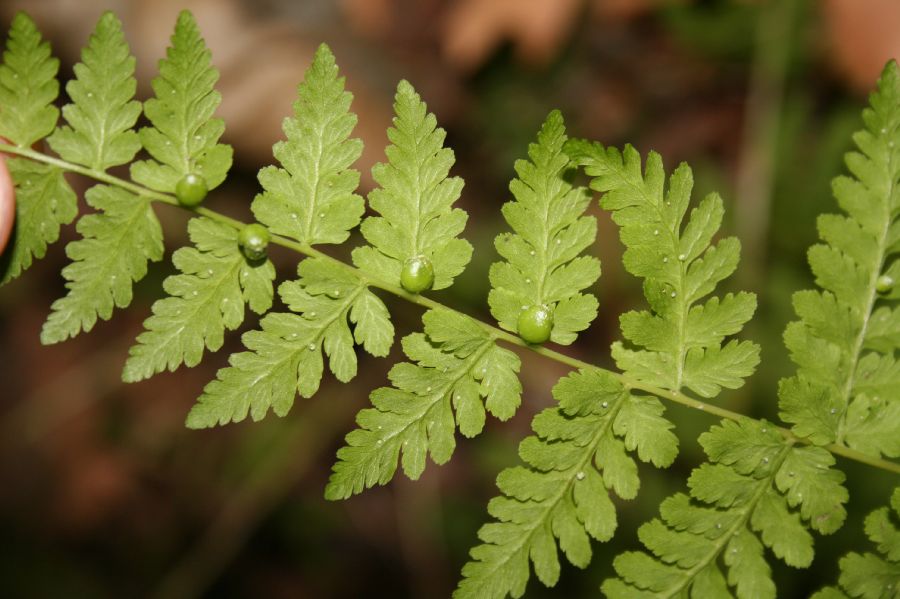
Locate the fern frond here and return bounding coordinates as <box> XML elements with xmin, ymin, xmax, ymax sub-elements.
<box><xmin>41</xmin><ymin>186</ymin><xmax>163</xmax><ymax>343</ymax></box>
<box><xmin>122</xmin><ymin>218</ymin><xmax>274</xmax><ymax>382</ymax></box>
<box><xmin>0</xmin><ymin>14</ymin><xmax>75</xmax><ymax>285</ymax></box>
<box><xmin>252</xmin><ymin>44</ymin><xmax>364</xmax><ymax>245</ymax></box>
<box><xmin>352</xmin><ymin>80</ymin><xmax>472</xmax><ymax>290</ymax></box>
<box><xmin>39</xmin><ymin>13</ymin><xmax>158</xmax><ymax>343</ymax></box>
<box><xmin>46</xmin><ymin>12</ymin><xmax>141</xmax><ymax>171</ymax></box>
<box><xmin>0</xmin><ymin>13</ymin><xmax>59</xmax><ymax>147</ymax></box>
<box><xmin>568</xmin><ymin>142</ymin><xmax>759</xmax><ymax>397</ymax></box>
<box><xmin>488</xmin><ymin>110</ymin><xmax>600</xmax><ymax>345</ymax></box>
<box><xmin>455</xmin><ymin>369</ymin><xmax>677</xmax><ymax>599</ymax></box>
<box><xmin>325</xmin><ymin>308</ymin><xmax>520</xmax><ymax>500</ymax></box>
<box><xmin>778</xmin><ymin>60</ymin><xmax>900</xmax><ymax>459</ymax></box>
<box><xmin>813</xmin><ymin>487</ymin><xmax>900</xmax><ymax>599</ymax></box>
<box><xmin>186</xmin><ymin>258</ymin><xmax>393</xmax><ymax>427</ymax></box>
<box><xmin>130</xmin><ymin>10</ymin><xmax>232</xmax><ymax>193</ymax></box>
<box><xmin>603</xmin><ymin>419</ymin><xmax>848</xmax><ymax>598</ymax></box>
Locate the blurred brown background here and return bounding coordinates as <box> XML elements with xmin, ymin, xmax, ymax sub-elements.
<box><xmin>1</xmin><ymin>0</ymin><xmax>899</xmax><ymax>597</ymax></box>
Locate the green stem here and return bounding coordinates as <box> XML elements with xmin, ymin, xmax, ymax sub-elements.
<box><xmin>2</xmin><ymin>142</ymin><xmax>899</xmax><ymax>477</ymax></box>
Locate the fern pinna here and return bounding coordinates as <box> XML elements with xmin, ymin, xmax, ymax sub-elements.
<box><xmin>0</xmin><ymin>10</ymin><xmax>898</xmax><ymax>598</ymax></box>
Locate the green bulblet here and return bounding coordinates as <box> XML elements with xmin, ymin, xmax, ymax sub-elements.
<box><xmin>239</xmin><ymin>223</ymin><xmax>270</xmax><ymax>260</ymax></box>
<box><xmin>400</xmin><ymin>255</ymin><xmax>435</xmax><ymax>294</ymax></box>
<box><xmin>876</xmin><ymin>274</ymin><xmax>895</xmax><ymax>294</ymax></box>
<box><xmin>517</xmin><ymin>304</ymin><xmax>553</xmax><ymax>344</ymax></box>
<box><xmin>175</xmin><ymin>173</ymin><xmax>208</xmax><ymax>207</ymax></box>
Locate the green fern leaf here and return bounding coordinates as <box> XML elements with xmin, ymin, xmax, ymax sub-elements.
<box><xmin>41</xmin><ymin>186</ymin><xmax>163</xmax><ymax>343</ymax></box>
<box><xmin>0</xmin><ymin>13</ymin><xmax>60</xmax><ymax>147</ymax></box>
<box><xmin>813</xmin><ymin>487</ymin><xmax>900</xmax><ymax>599</ymax></box>
<box><xmin>603</xmin><ymin>419</ymin><xmax>848</xmax><ymax>598</ymax></box>
<box><xmin>39</xmin><ymin>13</ymin><xmax>158</xmax><ymax>343</ymax></box>
<box><xmin>455</xmin><ymin>369</ymin><xmax>677</xmax><ymax>599</ymax></box>
<box><xmin>185</xmin><ymin>258</ymin><xmax>393</xmax><ymax>427</ymax></box>
<box><xmin>778</xmin><ymin>60</ymin><xmax>900</xmax><ymax>459</ymax></box>
<box><xmin>352</xmin><ymin>80</ymin><xmax>472</xmax><ymax>290</ymax></box>
<box><xmin>0</xmin><ymin>14</ymin><xmax>76</xmax><ymax>285</ymax></box>
<box><xmin>122</xmin><ymin>217</ymin><xmax>274</xmax><ymax>382</ymax></box>
<box><xmin>568</xmin><ymin>142</ymin><xmax>760</xmax><ymax>396</ymax></box>
<box><xmin>252</xmin><ymin>44</ymin><xmax>363</xmax><ymax>245</ymax></box>
<box><xmin>488</xmin><ymin>110</ymin><xmax>600</xmax><ymax>344</ymax></box>
<box><xmin>46</xmin><ymin>12</ymin><xmax>140</xmax><ymax>171</ymax></box>
<box><xmin>325</xmin><ymin>308</ymin><xmax>521</xmax><ymax>500</ymax></box>
<box><xmin>1</xmin><ymin>160</ymin><xmax>76</xmax><ymax>285</ymax></box>
<box><xmin>130</xmin><ymin>10</ymin><xmax>232</xmax><ymax>193</ymax></box>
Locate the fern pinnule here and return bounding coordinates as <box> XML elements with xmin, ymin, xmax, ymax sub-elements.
<box><xmin>130</xmin><ymin>10</ymin><xmax>232</xmax><ymax>194</ymax></box>
<box><xmin>352</xmin><ymin>79</ymin><xmax>472</xmax><ymax>293</ymax></box>
<box><xmin>0</xmin><ymin>12</ymin><xmax>59</xmax><ymax>149</ymax></box>
<box><xmin>779</xmin><ymin>60</ymin><xmax>900</xmax><ymax>459</ymax></box>
<box><xmin>186</xmin><ymin>257</ymin><xmax>392</xmax><ymax>427</ymax></box>
<box><xmin>488</xmin><ymin>110</ymin><xmax>600</xmax><ymax>345</ymax></box>
<box><xmin>325</xmin><ymin>308</ymin><xmax>521</xmax><ymax>500</ymax></box>
<box><xmin>46</xmin><ymin>12</ymin><xmax>140</xmax><ymax>172</ymax></box>
<box><xmin>252</xmin><ymin>43</ymin><xmax>364</xmax><ymax>246</ymax></box>
<box><xmin>456</xmin><ymin>369</ymin><xmax>678</xmax><ymax>599</ymax></box>
<box><xmin>122</xmin><ymin>217</ymin><xmax>274</xmax><ymax>382</ymax></box>
<box><xmin>604</xmin><ymin>419</ymin><xmax>848</xmax><ymax>598</ymax></box>
<box><xmin>568</xmin><ymin>141</ymin><xmax>760</xmax><ymax>398</ymax></box>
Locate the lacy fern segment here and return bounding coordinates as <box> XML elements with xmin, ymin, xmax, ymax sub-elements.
<box><xmin>252</xmin><ymin>44</ymin><xmax>363</xmax><ymax>245</ymax></box>
<box><xmin>813</xmin><ymin>487</ymin><xmax>900</xmax><ymax>599</ymax></box>
<box><xmin>604</xmin><ymin>419</ymin><xmax>849</xmax><ymax>599</ymax></box>
<box><xmin>39</xmin><ymin>13</ymin><xmax>159</xmax><ymax>343</ymax></box>
<box><xmin>569</xmin><ymin>142</ymin><xmax>759</xmax><ymax>396</ymax></box>
<box><xmin>130</xmin><ymin>10</ymin><xmax>232</xmax><ymax>193</ymax></box>
<box><xmin>185</xmin><ymin>258</ymin><xmax>393</xmax><ymax>427</ymax></box>
<box><xmin>779</xmin><ymin>61</ymin><xmax>900</xmax><ymax>459</ymax></box>
<box><xmin>42</xmin><ymin>186</ymin><xmax>163</xmax><ymax>344</ymax></box>
<box><xmin>0</xmin><ymin>14</ymin><xmax>74</xmax><ymax>285</ymax></box>
<box><xmin>353</xmin><ymin>80</ymin><xmax>472</xmax><ymax>290</ymax></box>
<box><xmin>0</xmin><ymin>13</ymin><xmax>59</xmax><ymax>148</ymax></box>
<box><xmin>325</xmin><ymin>309</ymin><xmax>521</xmax><ymax>500</ymax></box>
<box><xmin>1</xmin><ymin>160</ymin><xmax>76</xmax><ymax>285</ymax></box>
<box><xmin>455</xmin><ymin>369</ymin><xmax>677</xmax><ymax>599</ymax></box>
<box><xmin>122</xmin><ymin>218</ymin><xmax>273</xmax><ymax>382</ymax></box>
<box><xmin>46</xmin><ymin>12</ymin><xmax>141</xmax><ymax>171</ymax></box>
<box><xmin>489</xmin><ymin>110</ymin><xmax>600</xmax><ymax>345</ymax></box>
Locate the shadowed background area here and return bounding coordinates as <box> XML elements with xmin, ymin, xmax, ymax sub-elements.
<box><xmin>0</xmin><ymin>0</ymin><xmax>898</xmax><ymax>597</ymax></box>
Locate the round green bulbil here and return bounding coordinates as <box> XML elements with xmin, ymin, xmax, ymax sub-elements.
<box><xmin>239</xmin><ymin>223</ymin><xmax>270</xmax><ymax>260</ymax></box>
<box><xmin>517</xmin><ymin>304</ymin><xmax>553</xmax><ymax>345</ymax></box>
<box><xmin>876</xmin><ymin>274</ymin><xmax>895</xmax><ymax>294</ymax></box>
<box><xmin>175</xmin><ymin>173</ymin><xmax>208</xmax><ymax>207</ymax></box>
<box><xmin>400</xmin><ymin>255</ymin><xmax>434</xmax><ymax>294</ymax></box>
